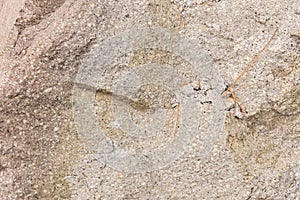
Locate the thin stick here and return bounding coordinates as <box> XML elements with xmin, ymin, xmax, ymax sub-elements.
<box><xmin>226</xmin><ymin>28</ymin><xmax>278</xmax><ymax>92</ymax></box>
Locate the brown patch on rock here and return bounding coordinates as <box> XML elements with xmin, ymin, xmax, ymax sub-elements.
<box><xmin>147</xmin><ymin>0</ymin><xmax>187</xmax><ymax>31</ymax></box>
<box><xmin>225</xmin><ymin>87</ymin><xmax>300</xmax><ymax>175</ymax></box>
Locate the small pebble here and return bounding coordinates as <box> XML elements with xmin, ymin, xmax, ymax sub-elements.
<box><xmin>43</xmin><ymin>87</ymin><xmax>53</xmax><ymax>93</ymax></box>
<box><xmin>191</xmin><ymin>81</ymin><xmax>201</xmax><ymax>91</ymax></box>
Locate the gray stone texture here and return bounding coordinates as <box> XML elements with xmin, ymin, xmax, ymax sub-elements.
<box><xmin>0</xmin><ymin>0</ymin><xmax>299</xmax><ymax>199</ymax></box>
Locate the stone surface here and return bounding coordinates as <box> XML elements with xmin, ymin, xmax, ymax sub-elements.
<box><xmin>72</xmin><ymin>27</ymin><xmax>225</xmax><ymax>173</ymax></box>
<box><xmin>0</xmin><ymin>0</ymin><xmax>299</xmax><ymax>199</ymax></box>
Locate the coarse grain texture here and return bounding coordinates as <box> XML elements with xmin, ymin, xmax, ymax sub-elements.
<box><xmin>0</xmin><ymin>0</ymin><xmax>299</xmax><ymax>199</ymax></box>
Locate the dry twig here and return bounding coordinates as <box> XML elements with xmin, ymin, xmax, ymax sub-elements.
<box><xmin>222</xmin><ymin>28</ymin><xmax>278</xmax><ymax>113</ymax></box>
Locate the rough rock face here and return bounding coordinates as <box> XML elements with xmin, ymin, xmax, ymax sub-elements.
<box><xmin>0</xmin><ymin>0</ymin><xmax>299</xmax><ymax>199</ymax></box>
